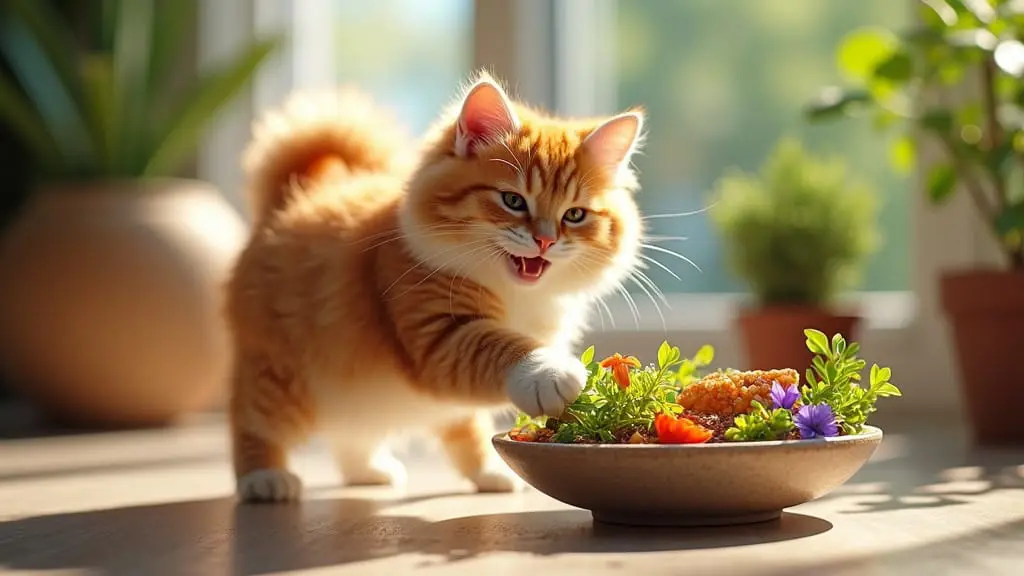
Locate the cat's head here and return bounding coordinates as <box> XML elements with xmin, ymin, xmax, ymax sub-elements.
<box><xmin>402</xmin><ymin>71</ymin><xmax>645</xmax><ymax>298</ymax></box>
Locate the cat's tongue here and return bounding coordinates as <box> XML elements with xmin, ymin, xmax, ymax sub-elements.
<box><xmin>515</xmin><ymin>256</ymin><xmax>549</xmax><ymax>281</ymax></box>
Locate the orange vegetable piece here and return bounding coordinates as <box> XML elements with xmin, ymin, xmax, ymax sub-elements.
<box><xmin>654</xmin><ymin>413</ymin><xmax>713</xmax><ymax>444</ymax></box>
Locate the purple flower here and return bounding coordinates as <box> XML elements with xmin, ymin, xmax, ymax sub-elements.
<box><xmin>770</xmin><ymin>380</ymin><xmax>800</xmax><ymax>410</ymax></box>
<box><xmin>794</xmin><ymin>403</ymin><xmax>839</xmax><ymax>439</ymax></box>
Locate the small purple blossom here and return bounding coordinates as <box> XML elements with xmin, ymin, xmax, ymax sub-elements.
<box><xmin>770</xmin><ymin>380</ymin><xmax>800</xmax><ymax>410</ymax></box>
<box><xmin>794</xmin><ymin>403</ymin><xmax>839</xmax><ymax>439</ymax></box>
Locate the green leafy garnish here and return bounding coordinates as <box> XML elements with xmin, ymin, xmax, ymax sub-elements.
<box><xmin>515</xmin><ymin>342</ymin><xmax>715</xmax><ymax>443</ymax></box>
<box><xmin>800</xmin><ymin>328</ymin><xmax>901</xmax><ymax>435</ymax></box>
<box><xmin>724</xmin><ymin>400</ymin><xmax>795</xmax><ymax>442</ymax></box>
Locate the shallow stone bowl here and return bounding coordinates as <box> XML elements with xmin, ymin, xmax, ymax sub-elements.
<box><xmin>491</xmin><ymin>426</ymin><xmax>883</xmax><ymax>527</ymax></box>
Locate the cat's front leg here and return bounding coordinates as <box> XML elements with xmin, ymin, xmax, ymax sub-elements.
<box><xmin>397</xmin><ymin>310</ymin><xmax>585</xmax><ymax>417</ymax></box>
<box><xmin>504</xmin><ymin>346</ymin><xmax>588</xmax><ymax>417</ymax></box>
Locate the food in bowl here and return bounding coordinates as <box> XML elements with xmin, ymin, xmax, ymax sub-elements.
<box><xmin>508</xmin><ymin>329</ymin><xmax>901</xmax><ymax>445</ymax></box>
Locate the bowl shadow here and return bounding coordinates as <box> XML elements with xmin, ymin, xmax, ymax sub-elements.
<box><xmin>0</xmin><ymin>494</ymin><xmax>833</xmax><ymax>575</ymax></box>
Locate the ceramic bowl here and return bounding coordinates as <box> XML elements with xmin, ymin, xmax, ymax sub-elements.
<box><xmin>492</xmin><ymin>426</ymin><xmax>882</xmax><ymax>527</ymax></box>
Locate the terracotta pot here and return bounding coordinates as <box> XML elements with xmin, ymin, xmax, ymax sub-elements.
<box><xmin>940</xmin><ymin>269</ymin><xmax>1024</xmax><ymax>446</ymax></box>
<box><xmin>737</xmin><ymin>306</ymin><xmax>861</xmax><ymax>374</ymax></box>
<box><xmin>0</xmin><ymin>179</ymin><xmax>248</xmax><ymax>427</ymax></box>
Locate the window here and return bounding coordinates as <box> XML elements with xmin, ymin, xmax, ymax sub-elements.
<box><xmin>200</xmin><ymin>0</ymin><xmax>982</xmax><ymax>413</ymax></box>
<box><xmin>542</xmin><ymin>0</ymin><xmax>917</xmax><ymax>333</ymax></box>
<box><xmin>609</xmin><ymin>0</ymin><xmax>912</xmax><ymax>296</ymax></box>
<box><xmin>329</xmin><ymin>0</ymin><xmax>473</xmax><ymax>136</ymax></box>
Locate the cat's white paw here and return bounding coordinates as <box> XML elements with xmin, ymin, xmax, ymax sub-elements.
<box><xmin>342</xmin><ymin>452</ymin><xmax>408</xmax><ymax>487</ymax></box>
<box><xmin>237</xmin><ymin>468</ymin><xmax>303</xmax><ymax>503</ymax></box>
<box><xmin>505</xmin><ymin>347</ymin><xmax>587</xmax><ymax>417</ymax></box>
<box><xmin>470</xmin><ymin>466</ymin><xmax>524</xmax><ymax>493</ymax></box>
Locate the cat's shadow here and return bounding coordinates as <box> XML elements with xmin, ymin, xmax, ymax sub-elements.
<box><xmin>0</xmin><ymin>491</ymin><xmax>832</xmax><ymax>575</ymax></box>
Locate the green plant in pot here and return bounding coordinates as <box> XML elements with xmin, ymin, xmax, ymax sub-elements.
<box><xmin>0</xmin><ymin>0</ymin><xmax>281</xmax><ymax>427</ymax></box>
<box><xmin>708</xmin><ymin>137</ymin><xmax>881</xmax><ymax>374</ymax></box>
<box><xmin>804</xmin><ymin>0</ymin><xmax>1024</xmax><ymax>445</ymax></box>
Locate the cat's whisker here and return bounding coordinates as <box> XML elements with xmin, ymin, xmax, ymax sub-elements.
<box><xmin>386</xmin><ymin>240</ymin><xmax>497</xmax><ymax>301</ymax></box>
<box><xmin>353</xmin><ymin>221</ymin><xmax>471</xmax><ymax>244</ymax></box>
<box><xmin>644</xmin><ymin>235</ymin><xmax>689</xmax><ymax>242</ymax></box>
<box><xmin>568</xmin><ymin>259</ymin><xmax>608</xmax><ymax>331</ymax></box>
<box><xmin>613</xmin><ymin>283</ymin><xmax>641</xmax><ymax>330</ymax></box>
<box><xmin>638</xmin><ymin>253</ymin><xmax>682</xmax><ymax>282</ymax></box>
<box><xmin>632</xmin><ymin>269</ymin><xmax>671</xmax><ymax>308</ymax></box>
<box><xmin>449</xmin><ymin>246</ymin><xmax>505</xmax><ymax>317</ymax></box>
<box><xmin>595</xmin><ymin>296</ymin><xmax>616</xmax><ymax>330</ymax></box>
<box><xmin>628</xmin><ymin>274</ymin><xmax>666</xmax><ymax>333</ymax></box>
<box><xmin>381</xmin><ymin>238</ymin><xmax>493</xmax><ymax>297</ymax></box>
<box><xmin>360</xmin><ymin>230</ymin><xmax>481</xmax><ymax>253</ymax></box>
<box><xmin>489</xmin><ymin>157</ymin><xmax>523</xmax><ymax>177</ymax></box>
<box><xmin>498</xmin><ymin>140</ymin><xmax>527</xmax><ymax>178</ymax></box>
<box><xmin>641</xmin><ymin>243</ymin><xmax>702</xmax><ymax>273</ymax></box>
<box><xmin>641</xmin><ymin>203</ymin><xmax>716</xmax><ymax>220</ymax></box>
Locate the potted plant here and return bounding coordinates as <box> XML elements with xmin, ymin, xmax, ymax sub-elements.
<box><xmin>804</xmin><ymin>1</ymin><xmax>1024</xmax><ymax>445</ymax></box>
<box><xmin>0</xmin><ymin>0</ymin><xmax>280</xmax><ymax>427</ymax></box>
<box><xmin>708</xmin><ymin>137</ymin><xmax>881</xmax><ymax>374</ymax></box>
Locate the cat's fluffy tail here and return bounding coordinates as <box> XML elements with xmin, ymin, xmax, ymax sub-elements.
<box><xmin>242</xmin><ymin>88</ymin><xmax>410</xmax><ymax>224</ymax></box>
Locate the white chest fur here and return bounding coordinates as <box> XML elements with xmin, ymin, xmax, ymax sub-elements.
<box><xmin>500</xmin><ymin>292</ymin><xmax>591</xmax><ymax>354</ymax></box>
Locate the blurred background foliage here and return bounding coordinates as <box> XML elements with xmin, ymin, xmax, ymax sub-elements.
<box><xmin>615</xmin><ymin>0</ymin><xmax>911</xmax><ymax>294</ymax></box>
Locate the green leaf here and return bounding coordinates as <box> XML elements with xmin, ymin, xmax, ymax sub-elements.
<box><xmin>3</xmin><ymin>0</ymin><xmax>86</xmax><ymax>109</ymax></box>
<box><xmin>927</xmin><ymin>163</ymin><xmax>958</xmax><ymax>203</ymax></box>
<box><xmin>873</xmin><ymin>50</ymin><xmax>913</xmax><ymax>82</ymax></box>
<box><xmin>919</xmin><ymin>109</ymin><xmax>954</xmax><ymax>134</ymax></box>
<box><xmin>838</xmin><ymin>27</ymin><xmax>901</xmax><ymax>82</ymax></box>
<box><xmin>580</xmin><ymin>345</ymin><xmax>595</xmax><ymax>366</ymax></box>
<box><xmin>112</xmin><ymin>0</ymin><xmax>155</xmax><ymax>174</ymax></box>
<box><xmin>875</xmin><ymin>382</ymin><xmax>902</xmax><ymax>397</ymax></box>
<box><xmin>693</xmin><ymin>344</ymin><xmax>714</xmax><ymax>366</ymax></box>
<box><xmin>0</xmin><ymin>73</ymin><xmax>58</xmax><ymax>160</ymax></box>
<box><xmin>143</xmin><ymin>36</ymin><xmax>281</xmax><ymax>177</ymax></box>
<box><xmin>870</xmin><ymin>363</ymin><xmax>881</xmax><ymax>387</ymax></box>
<box><xmin>657</xmin><ymin>341</ymin><xmax>671</xmax><ymax>368</ymax></box>
<box><xmin>889</xmin><ymin>135</ymin><xmax>916</xmax><ymax>175</ymax></box>
<box><xmin>803</xmin><ymin>87</ymin><xmax>873</xmax><ymax>122</ymax></box>
<box><xmin>875</xmin><ymin>365</ymin><xmax>892</xmax><ymax>385</ymax></box>
<box><xmin>80</xmin><ymin>54</ymin><xmax>117</xmax><ymax>172</ymax></box>
<box><xmin>805</xmin><ymin>329</ymin><xmax>830</xmax><ymax>356</ymax></box>
<box><xmin>0</xmin><ymin>15</ymin><xmax>95</xmax><ymax>174</ymax></box>
<box><xmin>996</xmin><ymin>202</ymin><xmax>1024</xmax><ymax>236</ymax></box>
<box><xmin>147</xmin><ymin>0</ymin><xmax>195</xmax><ymax>99</ymax></box>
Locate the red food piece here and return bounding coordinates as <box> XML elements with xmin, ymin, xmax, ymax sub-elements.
<box><xmin>654</xmin><ymin>413</ymin><xmax>713</xmax><ymax>444</ymax></box>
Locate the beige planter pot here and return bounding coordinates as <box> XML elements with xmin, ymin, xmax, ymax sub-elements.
<box><xmin>0</xmin><ymin>179</ymin><xmax>248</xmax><ymax>427</ymax></box>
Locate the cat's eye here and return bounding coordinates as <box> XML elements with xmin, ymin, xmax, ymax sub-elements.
<box><xmin>563</xmin><ymin>207</ymin><xmax>587</xmax><ymax>224</ymax></box>
<box><xmin>501</xmin><ymin>191</ymin><xmax>527</xmax><ymax>212</ymax></box>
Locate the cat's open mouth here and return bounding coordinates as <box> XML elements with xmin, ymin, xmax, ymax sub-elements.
<box><xmin>505</xmin><ymin>253</ymin><xmax>551</xmax><ymax>283</ymax></box>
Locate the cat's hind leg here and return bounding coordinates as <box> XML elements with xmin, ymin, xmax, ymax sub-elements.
<box><xmin>230</xmin><ymin>352</ymin><xmax>314</xmax><ymax>503</ymax></box>
<box><xmin>437</xmin><ymin>411</ymin><xmax>522</xmax><ymax>493</ymax></box>
<box><xmin>331</xmin><ymin>436</ymin><xmax>408</xmax><ymax>487</ymax></box>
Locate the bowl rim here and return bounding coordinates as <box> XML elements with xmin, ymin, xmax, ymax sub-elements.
<box><xmin>492</xmin><ymin>424</ymin><xmax>883</xmax><ymax>450</ymax></box>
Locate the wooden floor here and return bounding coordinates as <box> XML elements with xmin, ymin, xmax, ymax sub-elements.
<box><xmin>0</xmin><ymin>407</ymin><xmax>1022</xmax><ymax>576</ymax></box>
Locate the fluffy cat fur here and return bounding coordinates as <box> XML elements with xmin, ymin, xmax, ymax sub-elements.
<box><xmin>226</xmin><ymin>71</ymin><xmax>646</xmax><ymax>502</ymax></box>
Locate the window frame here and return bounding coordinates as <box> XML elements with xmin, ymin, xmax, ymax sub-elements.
<box><xmin>198</xmin><ymin>0</ymin><xmax>989</xmax><ymax>417</ymax></box>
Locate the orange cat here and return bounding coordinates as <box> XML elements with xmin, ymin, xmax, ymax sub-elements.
<box><xmin>226</xmin><ymin>71</ymin><xmax>646</xmax><ymax>502</ymax></box>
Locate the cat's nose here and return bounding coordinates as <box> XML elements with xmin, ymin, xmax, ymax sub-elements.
<box><xmin>533</xmin><ymin>234</ymin><xmax>556</xmax><ymax>253</ymax></box>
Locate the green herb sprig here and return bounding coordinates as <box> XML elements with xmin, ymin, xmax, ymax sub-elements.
<box><xmin>801</xmin><ymin>329</ymin><xmax>901</xmax><ymax>435</ymax></box>
<box><xmin>724</xmin><ymin>400</ymin><xmax>795</xmax><ymax>442</ymax></box>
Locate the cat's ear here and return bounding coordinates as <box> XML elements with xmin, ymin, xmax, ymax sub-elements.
<box><xmin>581</xmin><ymin>112</ymin><xmax>644</xmax><ymax>170</ymax></box>
<box><xmin>454</xmin><ymin>80</ymin><xmax>520</xmax><ymax>157</ymax></box>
